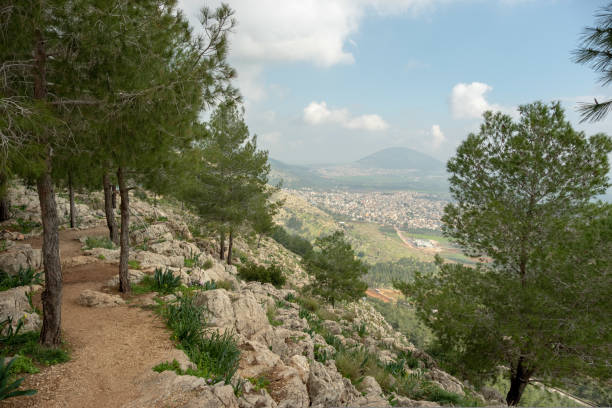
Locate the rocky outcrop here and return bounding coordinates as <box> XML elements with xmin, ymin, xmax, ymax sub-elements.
<box><xmin>307</xmin><ymin>360</ymin><xmax>360</xmax><ymax>408</ymax></box>
<box><xmin>0</xmin><ymin>285</ymin><xmax>42</xmax><ymax>333</ymax></box>
<box><xmin>122</xmin><ymin>370</ymin><xmax>239</xmax><ymax>408</ymax></box>
<box><xmin>78</xmin><ymin>289</ymin><xmax>125</xmax><ymax>307</ymax></box>
<box><xmin>0</xmin><ymin>243</ymin><xmax>42</xmax><ymax>275</ymax></box>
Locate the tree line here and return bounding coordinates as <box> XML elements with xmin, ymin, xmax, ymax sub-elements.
<box><xmin>0</xmin><ymin>1</ymin><xmax>277</xmax><ymax>349</ymax></box>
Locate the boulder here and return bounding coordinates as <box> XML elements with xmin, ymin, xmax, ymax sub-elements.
<box><xmin>239</xmin><ymin>380</ymin><xmax>278</xmax><ymax>408</ymax></box>
<box><xmin>232</xmin><ymin>291</ymin><xmax>270</xmax><ymax>339</ymax></box>
<box><xmin>135</xmin><ymin>251</ymin><xmax>184</xmax><ymax>269</ymax></box>
<box><xmin>307</xmin><ymin>360</ymin><xmax>359</xmax><ymax>408</ymax></box>
<box><xmin>85</xmin><ymin>247</ymin><xmax>120</xmax><ymax>262</ymax></box>
<box><xmin>0</xmin><ymin>243</ymin><xmax>42</xmax><ymax>275</ymax></box>
<box><xmin>390</xmin><ymin>394</ymin><xmax>440</xmax><ymax>407</ymax></box>
<box><xmin>0</xmin><ymin>285</ymin><xmax>42</xmax><ymax>333</ymax></box>
<box><xmin>78</xmin><ymin>289</ymin><xmax>125</xmax><ymax>307</ymax></box>
<box><xmin>287</xmin><ymin>355</ymin><xmax>310</xmax><ymax>384</ymax></box>
<box><xmin>360</xmin><ymin>375</ymin><xmax>383</xmax><ymax>396</ymax></box>
<box><xmin>427</xmin><ymin>368</ymin><xmax>465</xmax><ymax>396</ymax></box>
<box><xmin>129</xmin><ymin>223</ymin><xmax>173</xmax><ymax>244</ymax></box>
<box><xmin>122</xmin><ymin>370</ymin><xmax>239</xmax><ymax>408</ymax></box>
<box><xmin>194</xmin><ymin>289</ymin><xmax>236</xmax><ymax>330</ymax></box>
<box><xmin>238</xmin><ymin>340</ymin><xmax>280</xmax><ymax>378</ymax></box>
<box><xmin>267</xmin><ymin>362</ymin><xmax>310</xmax><ymax>408</ymax></box>
<box><xmin>106</xmin><ymin>269</ymin><xmax>146</xmax><ymax>288</ymax></box>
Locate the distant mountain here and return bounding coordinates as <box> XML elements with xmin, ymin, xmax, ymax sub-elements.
<box><xmin>268</xmin><ymin>158</ymin><xmax>333</xmax><ymax>189</ymax></box>
<box><xmin>356</xmin><ymin>147</ymin><xmax>445</xmax><ymax>172</ymax></box>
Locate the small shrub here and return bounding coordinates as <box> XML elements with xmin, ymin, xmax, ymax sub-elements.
<box><xmin>296</xmin><ymin>295</ymin><xmax>319</xmax><ymax>312</ymax></box>
<box><xmin>200</xmin><ymin>281</ymin><xmax>217</xmax><ymax>291</ymax></box>
<box><xmin>0</xmin><ymin>357</ymin><xmax>37</xmax><ymax>400</ymax></box>
<box><xmin>0</xmin><ymin>268</ymin><xmax>42</xmax><ymax>291</ymax></box>
<box><xmin>97</xmin><ymin>254</ymin><xmax>106</xmax><ymax>260</ymax></box>
<box><xmin>355</xmin><ymin>322</ymin><xmax>368</xmax><ymax>338</ymax></box>
<box><xmin>84</xmin><ymin>236</ymin><xmax>114</xmax><ymax>250</ymax></box>
<box><xmin>215</xmin><ymin>280</ymin><xmax>233</xmax><ymax>290</ymax></box>
<box><xmin>315</xmin><ymin>308</ymin><xmax>338</xmax><ymax>322</ymax></box>
<box><xmin>153</xmin><ymin>268</ymin><xmax>182</xmax><ymax>294</ymax></box>
<box><xmin>284</xmin><ymin>293</ymin><xmax>296</xmax><ymax>303</ymax></box>
<box><xmin>11</xmin><ymin>218</ymin><xmax>41</xmax><ymax>234</ymax></box>
<box><xmin>202</xmin><ymin>259</ymin><xmax>213</xmax><ymax>270</ymax></box>
<box><xmin>8</xmin><ymin>355</ymin><xmax>39</xmax><ymax>375</ymax></box>
<box><xmin>186</xmin><ymin>330</ymin><xmax>241</xmax><ymax>385</ymax></box>
<box><xmin>128</xmin><ymin>260</ymin><xmax>141</xmax><ymax>269</ymax></box>
<box><xmin>248</xmin><ymin>375</ymin><xmax>270</xmax><ymax>392</ymax></box>
<box><xmin>266</xmin><ymin>305</ymin><xmax>282</xmax><ymax>327</ymax></box>
<box><xmin>314</xmin><ymin>344</ymin><xmax>331</xmax><ymax>363</ymax></box>
<box><xmin>184</xmin><ymin>250</ymin><xmax>201</xmax><ymax>268</ymax></box>
<box><xmin>153</xmin><ymin>359</ymin><xmax>182</xmax><ymax>374</ymax></box>
<box><xmin>238</xmin><ymin>262</ymin><xmax>285</xmax><ymax>288</ymax></box>
<box><xmin>0</xmin><ymin>317</ymin><xmax>24</xmax><ymax>344</ymax></box>
<box><xmin>164</xmin><ymin>295</ymin><xmax>205</xmax><ymax>345</ymax></box>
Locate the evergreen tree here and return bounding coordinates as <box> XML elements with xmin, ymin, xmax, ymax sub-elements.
<box><xmin>303</xmin><ymin>231</ymin><xmax>368</xmax><ymax>306</ymax></box>
<box><xmin>574</xmin><ymin>3</ymin><xmax>612</xmax><ymax>122</ymax></box>
<box><xmin>179</xmin><ymin>102</ymin><xmax>272</xmax><ymax>265</ymax></box>
<box><xmin>395</xmin><ymin>102</ymin><xmax>612</xmax><ymax>405</ymax></box>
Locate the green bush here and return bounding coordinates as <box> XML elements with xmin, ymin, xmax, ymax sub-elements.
<box><xmin>11</xmin><ymin>218</ymin><xmax>41</xmax><ymax>234</ymax></box>
<box><xmin>248</xmin><ymin>375</ymin><xmax>270</xmax><ymax>392</ymax></box>
<box><xmin>0</xmin><ymin>331</ymin><xmax>69</xmax><ymax>366</ymax></box>
<box><xmin>215</xmin><ymin>280</ymin><xmax>233</xmax><ymax>290</ymax></box>
<box><xmin>238</xmin><ymin>262</ymin><xmax>285</xmax><ymax>288</ymax></box>
<box><xmin>8</xmin><ymin>355</ymin><xmax>39</xmax><ymax>375</ymax></box>
<box><xmin>0</xmin><ymin>357</ymin><xmax>37</xmax><ymax>400</ymax></box>
<box><xmin>284</xmin><ymin>293</ymin><xmax>296</xmax><ymax>303</ymax></box>
<box><xmin>0</xmin><ymin>268</ymin><xmax>43</xmax><ymax>291</ymax></box>
<box><xmin>164</xmin><ymin>295</ymin><xmax>205</xmax><ymax>345</ymax></box>
<box><xmin>85</xmin><ymin>236</ymin><xmax>114</xmax><ymax>250</ymax></box>
<box><xmin>296</xmin><ymin>295</ymin><xmax>319</xmax><ymax>312</ymax></box>
<box><xmin>128</xmin><ymin>259</ymin><xmax>141</xmax><ymax>269</ymax></box>
<box><xmin>153</xmin><ymin>268</ymin><xmax>182</xmax><ymax>294</ymax></box>
<box><xmin>266</xmin><ymin>305</ymin><xmax>282</xmax><ymax>327</ymax></box>
<box><xmin>202</xmin><ymin>259</ymin><xmax>213</xmax><ymax>270</ymax></box>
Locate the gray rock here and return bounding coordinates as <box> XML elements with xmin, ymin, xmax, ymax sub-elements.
<box><xmin>78</xmin><ymin>289</ymin><xmax>125</xmax><ymax>307</ymax></box>
<box><xmin>0</xmin><ymin>243</ymin><xmax>42</xmax><ymax>275</ymax></box>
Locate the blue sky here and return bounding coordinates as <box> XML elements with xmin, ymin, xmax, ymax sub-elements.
<box><xmin>179</xmin><ymin>0</ymin><xmax>612</xmax><ymax>164</ymax></box>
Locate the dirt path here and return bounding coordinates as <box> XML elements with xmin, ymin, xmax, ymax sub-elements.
<box><xmin>3</xmin><ymin>227</ymin><xmax>175</xmax><ymax>408</ymax></box>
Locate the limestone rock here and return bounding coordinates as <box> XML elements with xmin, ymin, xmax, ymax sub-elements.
<box><xmin>194</xmin><ymin>289</ymin><xmax>236</xmax><ymax>329</ymax></box>
<box><xmin>0</xmin><ymin>243</ymin><xmax>42</xmax><ymax>275</ymax></box>
<box><xmin>238</xmin><ymin>340</ymin><xmax>280</xmax><ymax>378</ymax></box>
<box><xmin>0</xmin><ymin>285</ymin><xmax>42</xmax><ymax>333</ymax></box>
<box><xmin>391</xmin><ymin>394</ymin><xmax>440</xmax><ymax>407</ymax></box>
<box><xmin>427</xmin><ymin>368</ymin><xmax>465</xmax><ymax>396</ymax></box>
<box><xmin>232</xmin><ymin>291</ymin><xmax>269</xmax><ymax>339</ymax></box>
<box><xmin>135</xmin><ymin>251</ymin><xmax>184</xmax><ymax>269</ymax></box>
<box><xmin>239</xmin><ymin>380</ymin><xmax>278</xmax><ymax>408</ymax></box>
<box><xmin>78</xmin><ymin>289</ymin><xmax>125</xmax><ymax>307</ymax></box>
<box><xmin>267</xmin><ymin>362</ymin><xmax>310</xmax><ymax>408</ymax></box>
<box><xmin>106</xmin><ymin>269</ymin><xmax>146</xmax><ymax>288</ymax></box>
<box><xmin>307</xmin><ymin>360</ymin><xmax>359</xmax><ymax>408</ymax></box>
<box><xmin>287</xmin><ymin>355</ymin><xmax>310</xmax><ymax>384</ymax></box>
<box><xmin>123</xmin><ymin>370</ymin><xmax>239</xmax><ymax>408</ymax></box>
<box><xmin>129</xmin><ymin>223</ymin><xmax>173</xmax><ymax>244</ymax></box>
<box><xmin>85</xmin><ymin>247</ymin><xmax>120</xmax><ymax>262</ymax></box>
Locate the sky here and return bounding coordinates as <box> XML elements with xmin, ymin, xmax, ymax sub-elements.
<box><xmin>177</xmin><ymin>0</ymin><xmax>612</xmax><ymax>165</ymax></box>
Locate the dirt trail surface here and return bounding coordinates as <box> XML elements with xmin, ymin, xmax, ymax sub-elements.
<box><xmin>2</xmin><ymin>227</ymin><xmax>175</xmax><ymax>408</ymax></box>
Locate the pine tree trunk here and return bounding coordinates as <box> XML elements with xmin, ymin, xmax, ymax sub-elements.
<box><xmin>227</xmin><ymin>229</ymin><xmax>233</xmax><ymax>265</ymax></box>
<box><xmin>117</xmin><ymin>167</ymin><xmax>131</xmax><ymax>294</ymax></box>
<box><xmin>0</xmin><ymin>172</ymin><xmax>10</xmax><ymax>222</ymax></box>
<box><xmin>111</xmin><ymin>185</ymin><xmax>117</xmax><ymax>209</ymax></box>
<box><xmin>34</xmin><ymin>20</ymin><xmax>62</xmax><ymax>348</ymax></box>
<box><xmin>103</xmin><ymin>174</ymin><xmax>119</xmax><ymax>244</ymax></box>
<box><xmin>219</xmin><ymin>231</ymin><xmax>225</xmax><ymax>260</ymax></box>
<box><xmin>257</xmin><ymin>234</ymin><xmax>262</xmax><ymax>248</ymax></box>
<box><xmin>37</xmin><ymin>168</ymin><xmax>62</xmax><ymax>347</ymax></box>
<box><xmin>506</xmin><ymin>358</ymin><xmax>532</xmax><ymax>406</ymax></box>
<box><xmin>68</xmin><ymin>172</ymin><xmax>76</xmax><ymax>228</ymax></box>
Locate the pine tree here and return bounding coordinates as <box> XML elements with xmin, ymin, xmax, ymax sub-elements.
<box><xmin>395</xmin><ymin>102</ymin><xmax>612</xmax><ymax>405</ymax></box>
<box><xmin>303</xmin><ymin>231</ymin><xmax>368</xmax><ymax>307</ymax></box>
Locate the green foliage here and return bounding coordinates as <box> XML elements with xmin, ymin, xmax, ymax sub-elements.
<box><xmin>215</xmin><ymin>280</ymin><xmax>233</xmax><ymax>291</ymax></box>
<box><xmin>266</xmin><ymin>305</ymin><xmax>282</xmax><ymax>327</ymax></box>
<box><xmin>248</xmin><ymin>375</ymin><xmax>270</xmax><ymax>392</ymax></box>
<box><xmin>398</xmin><ymin>102</ymin><xmax>612</xmax><ymax>403</ymax></box>
<box><xmin>303</xmin><ymin>231</ymin><xmax>368</xmax><ymax>306</ymax></box>
<box><xmin>153</xmin><ymin>359</ymin><xmax>181</xmax><ymax>374</ymax></box>
<box><xmin>163</xmin><ymin>296</ymin><xmax>205</xmax><ymax>345</ymax></box>
<box><xmin>84</xmin><ymin>236</ymin><xmax>114</xmax><ymax>250</ymax></box>
<box><xmin>368</xmin><ymin>298</ymin><xmax>433</xmax><ymax>350</ymax></box>
<box><xmin>365</xmin><ymin>257</ymin><xmax>437</xmax><ymax>288</ymax></box>
<box><xmin>184</xmin><ymin>250</ymin><xmax>201</xmax><ymax>268</ymax></box>
<box><xmin>184</xmin><ymin>330</ymin><xmax>241</xmax><ymax>385</ymax></box>
<box><xmin>8</xmin><ymin>355</ymin><xmax>39</xmax><ymax>375</ymax></box>
<box><xmin>153</xmin><ymin>268</ymin><xmax>181</xmax><ymax>294</ymax></box>
<box><xmin>0</xmin><ymin>268</ymin><xmax>42</xmax><ymax>291</ymax></box>
<box><xmin>10</xmin><ymin>218</ymin><xmax>40</xmax><ymax>234</ymax></box>
<box><xmin>296</xmin><ymin>295</ymin><xmax>320</xmax><ymax>312</ymax></box>
<box><xmin>202</xmin><ymin>259</ymin><xmax>214</xmax><ymax>270</ymax></box>
<box><xmin>0</xmin><ymin>357</ymin><xmax>37</xmax><ymax>401</ymax></box>
<box><xmin>0</xmin><ymin>317</ymin><xmax>24</xmax><ymax>344</ymax></box>
<box><xmin>284</xmin><ymin>293</ymin><xmax>297</xmax><ymax>303</ymax></box>
<box><xmin>128</xmin><ymin>260</ymin><xmax>141</xmax><ymax>270</ymax></box>
<box><xmin>0</xmin><ymin>331</ymin><xmax>69</xmax><ymax>366</ymax></box>
<box><xmin>573</xmin><ymin>4</ymin><xmax>612</xmax><ymax>122</ymax></box>
<box><xmin>238</xmin><ymin>262</ymin><xmax>286</xmax><ymax>288</ymax></box>
<box><xmin>271</xmin><ymin>226</ymin><xmax>313</xmax><ymax>257</ymax></box>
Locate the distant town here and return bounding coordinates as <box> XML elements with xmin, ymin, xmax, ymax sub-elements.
<box><xmin>288</xmin><ymin>189</ymin><xmax>447</xmax><ymax>230</ymax></box>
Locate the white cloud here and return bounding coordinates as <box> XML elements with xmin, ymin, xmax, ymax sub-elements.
<box><xmin>179</xmin><ymin>0</ymin><xmax>455</xmax><ymax>67</ymax></box>
<box><xmin>450</xmin><ymin>82</ymin><xmax>514</xmax><ymax>119</ymax></box>
<box><xmin>431</xmin><ymin>124</ymin><xmax>445</xmax><ymax>148</ymax></box>
<box><xmin>303</xmin><ymin>101</ymin><xmax>389</xmax><ymax>131</ymax></box>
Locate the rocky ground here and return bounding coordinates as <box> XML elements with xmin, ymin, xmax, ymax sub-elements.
<box><xmin>0</xmin><ymin>183</ymin><xmax>499</xmax><ymax>407</ymax></box>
